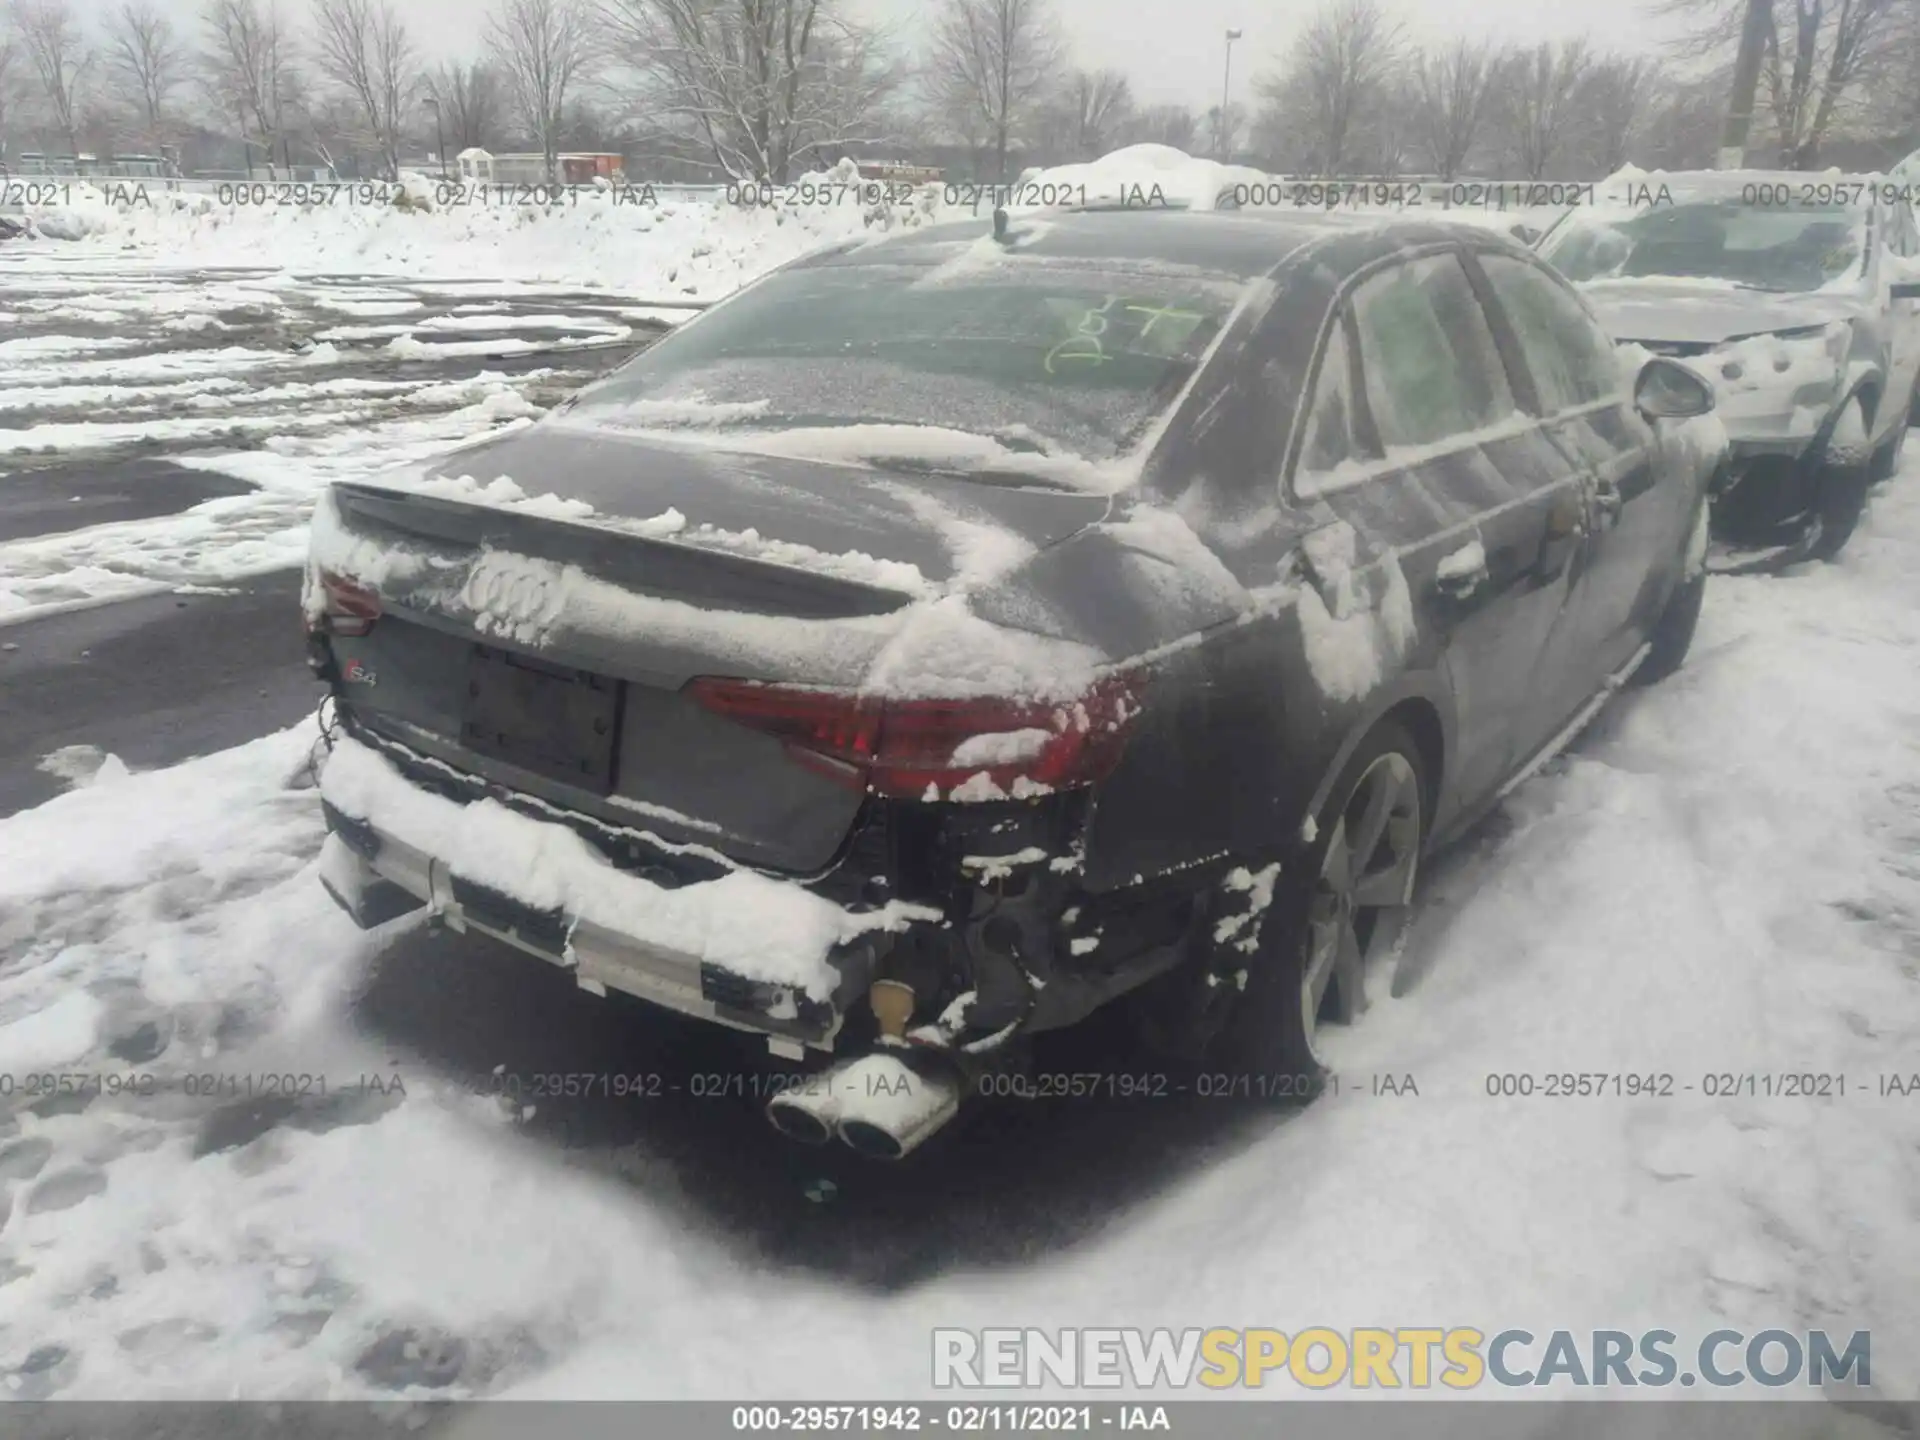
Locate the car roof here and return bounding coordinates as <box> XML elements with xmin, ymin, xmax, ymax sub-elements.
<box><xmin>807</xmin><ymin>206</ymin><xmax>1534</xmax><ymax>284</ymax></box>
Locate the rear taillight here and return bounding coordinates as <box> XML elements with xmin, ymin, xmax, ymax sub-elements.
<box><xmin>313</xmin><ymin>569</ymin><xmax>382</xmax><ymax>637</ymax></box>
<box><xmin>684</xmin><ymin>674</ymin><xmax>1143</xmax><ymax>799</ymax></box>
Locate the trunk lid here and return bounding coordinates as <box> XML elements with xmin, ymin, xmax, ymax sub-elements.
<box><xmin>311</xmin><ymin>422</ymin><xmax>1111</xmax><ymax>874</ymax></box>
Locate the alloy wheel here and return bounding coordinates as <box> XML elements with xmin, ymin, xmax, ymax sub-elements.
<box><xmin>1299</xmin><ymin>751</ymin><xmax>1422</xmax><ymax>1062</ymax></box>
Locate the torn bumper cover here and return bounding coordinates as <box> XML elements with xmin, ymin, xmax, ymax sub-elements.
<box><xmin>313</xmin><ymin>734</ymin><xmax>915</xmax><ymax>1051</ymax></box>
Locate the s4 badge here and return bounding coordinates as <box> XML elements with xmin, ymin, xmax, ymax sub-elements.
<box><xmin>343</xmin><ymin>658</ymin><xmax>378</xmax><ymax>686</ymax></box>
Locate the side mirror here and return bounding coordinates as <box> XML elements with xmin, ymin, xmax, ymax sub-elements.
<box><xmin>1509</xmin><ymin>222</ymin><xmax>1542</xmax><ymax>244</ymax></box>
<box><xmin>1635</xmin><ymin>356</ymin><xmax>1715</xmax><ymax>420</ymax></box>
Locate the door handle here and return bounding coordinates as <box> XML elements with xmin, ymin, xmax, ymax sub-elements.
<box><xmin>1592</xmin><ymin>477</ymin><xmax>1624</xmax><ymax>525</ymax></box>
<box><xmin>1545</xmin><ymin>492</ymin><xmax>1583</xmax><ymax>539</ymax></box>
<box><xmin>1436</xmin><ymin>555</ymin><xmax>1488</xmax><ymax>598</ymax></box>
<box><xmin>1537</xmin><ymin>492</ymin><xmax>1584</xmax><ymax>583</ymax></box>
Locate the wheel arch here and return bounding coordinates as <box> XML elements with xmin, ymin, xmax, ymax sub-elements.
<box><xmin>1834</xmin><ymin>365</ymin><xmax>1884</xmax><ymax>443</ymax></box>
<box><xmin>1299</xmin><ymin>673</ymin><xmax>1453</xmax><ymax>855</ymax></box>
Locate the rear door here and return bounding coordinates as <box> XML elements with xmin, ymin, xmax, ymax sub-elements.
<box><xmin>1471</xmin><ymin>249</ymin><xmax>1676</xmax><ymax>731</ymax></box>
<box><xmin>1288</xmin><ymin>249</ymin><xmax>1587</xmax><ymax>818</ymax></box>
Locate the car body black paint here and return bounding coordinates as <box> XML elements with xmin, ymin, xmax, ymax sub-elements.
<box><xmin>310</xmin><ymin>207</ymin><xmax>1722</xmax><ymax>1054</ymax></box>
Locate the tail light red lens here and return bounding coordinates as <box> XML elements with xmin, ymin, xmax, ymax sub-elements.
<box><xmin>684</xmin><ymin>673</ymin><xmax>1143</xmax><ymax>799</ymax></box>
<box><xmin>315</xmin><ymin>570</ymin><xmax>382</xmax><ymax>637</ymax></box>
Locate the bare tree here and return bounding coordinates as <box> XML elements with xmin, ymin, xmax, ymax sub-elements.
<box><xmin>428</xmin><ymin>59</ymin><xmax>505</xmax><ymax>150</ymax></box>
<box><xmin>1653</xmin><ymin>0</ymin><xmax>1902</xmax><ymax>167</ymax></box>
<box><xmin>1762</xmin><ymin>0</ymin><xmax>1901</xmax><ymax>166</ymax></box>
<box><xmin>1634</xmin><ymin>66</ymin><xmax>1727</xmax><ymax>169</ymax></box>
<box><xmin>1130</xmin><ymin>101</ymin><xmax>1197</xmax><ymax>151</ymax></box>
<box><xmin>1867</xmin><ymin>0</ymin><xmax>1920</xmax><ymax>139</ymax></box>
<box><xmin>311</xmin><ymin>0</ymin><xmax>417</xmax><ymax>178</ymax></box>
<box><xmin>1034</xmin><ymin>66</ymin><xmax>1132</xmax><ymax>162</ymax></box>
<box><xmin>1577</xmin><ymin>53</ymin><xmax>1659</xmax><ymax>172</ymax></box>
<box><xmin>600</xmin><ymin>0</ymin><xmax>898</xmax><ymax>184</ymax></box>
<box><xmin>1252</xmin><ymin>0</ymin><xmax>1401</xmax><ymax>176</ymax></box>
<box><xmin>1203</xmin><ymin>99</ymin><xmax>1245</xmax><ymax>161</ymax></box>
<box><xmin>0</xmin><ymin>22</ymin><xmax>19</xmax><ymax>161</ymax></box>
<box><xmin>200</xmin><ymin>0</ymin><xmax>298</xmax><ymax>176</ymax></box>
<box><xmin>486</xmin><ymin>0</ymin><xmax>591</xmax><ymax>184</ymax></box>
<box><xmin>1409</xmin><ymin>38</ymin><xmax>1497</xmax><ymax>180</ymax></box>
<box><xmin>928</xmin><ymin>0</ymin><xmax>1060</xmax><ymax>183</ymax></box>
<box><xmin>13</xmin><ymin>0</ymin><xmax>91</xmax><ymax>156</ymax></box>
<box><xmin>286</xmin><ymin>81</ymin><xmax>341</xmax><ymax>169</ymax></box>
<box><xmin>105</xmin><ymin>0</ymin><xmax>184</xmax><ymax>152</ymax></box>
<box><xmin>1491</xmin><ymin>40</ymin><xmax>1593</xmax><ymax>179</ymax></box>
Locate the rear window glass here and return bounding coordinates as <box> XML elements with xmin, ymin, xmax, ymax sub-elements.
<box><xmin>562</xmin><ymin>256</ymin><xmax>1251</xmax><ymax>464</ymax></box>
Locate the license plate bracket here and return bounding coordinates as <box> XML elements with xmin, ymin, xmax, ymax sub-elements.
<box><xmin>460</xmin><ymin>644</ymin><xmax>621</xmax><ymax>791</ymax></box>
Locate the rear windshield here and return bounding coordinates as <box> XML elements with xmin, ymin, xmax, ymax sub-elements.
<box><xmin>561</xmin><ymin>255</ymin><xmax>1250</xmax><ymax>464</ymax></box>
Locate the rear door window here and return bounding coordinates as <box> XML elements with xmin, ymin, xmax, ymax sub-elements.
<box><xmin>1294</xmin><ymin>319</ymin><xmax>1362</xmax><ymax>492</ymax></box>
<box><xmin>1477</xmin><ymin>253</ymin><xmax>1626</xmax><ymax>412</ymax></box>
<box><xmin>1349</xmin><ymin>253</ymin><xmax>1518</xmax><ymax>449</ymax></box>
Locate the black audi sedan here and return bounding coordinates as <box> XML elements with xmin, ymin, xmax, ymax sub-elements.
<box><xmin>304</xmin><ymin>205</ymin><xmax>1722</xmax><ymax>1158</ymax></box>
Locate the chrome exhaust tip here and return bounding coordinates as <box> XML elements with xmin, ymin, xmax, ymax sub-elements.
<box><xmin>830</xmin><ymin>1053</ymin><xmax>963</xmax><ymax>1161</ymax></box>
<box><xmin>765</xmin><ymin>1085</ymin><xmax>842</xmax><ymax>1146</ymax></box>
<box><xmin>763</xmin><ymin>1051</ymin><xmax>965</xmax><ymax>1159</ymax></box>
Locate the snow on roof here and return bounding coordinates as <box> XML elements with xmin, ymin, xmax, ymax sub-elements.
<box><xmin>1011</xmin><ymin>143</ymin><xmax>1278</xmax><ymax>216</ymax></box>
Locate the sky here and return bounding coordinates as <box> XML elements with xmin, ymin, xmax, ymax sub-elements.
<box><xmin>146</xmin><ymin>0</ymin><xmax>1689</xmax><ymax>114</ymax></box>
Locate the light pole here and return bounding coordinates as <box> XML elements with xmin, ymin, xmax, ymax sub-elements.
<box><xmin>1220</xmin><ymin>29</ymin><xmax>1243</xmax><ymax>162</ymax></box>
<box><xmin>1717</xmin><ymin>0</ymin><xmax>1772</xmax><ymax>169</ymax></box>
<box><xmin>423</xmin><ymin>95</ymin><xmax>448</xmax><ymax>179</ymax></box>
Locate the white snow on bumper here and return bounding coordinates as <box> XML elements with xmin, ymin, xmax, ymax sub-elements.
<box><xmin>316</xmin><ymin>731</ymin><xmax>921</xmax><ymax>1030</ymax></box>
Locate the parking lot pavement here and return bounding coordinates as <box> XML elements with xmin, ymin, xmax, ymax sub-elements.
<box><xmin>0</xmin><ymin>256</ymin><xmax>661</xmax><ymax>814</ymax></box>
<box><xmin>0</xmin><ymin>571</ymin><xmax>318</xmax><ymax>816</ymax></box>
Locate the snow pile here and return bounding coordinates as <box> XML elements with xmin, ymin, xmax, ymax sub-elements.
<box><xmin>14</xmin><ymin>177</ymin><xmax>950</xmax><ymax>299</ymax></box>
<box><xmin>1014</xmin><ymin>143</ymin><xmax>1276</xmax><ymax>213</ymax></box>
<box><xmin>22</xmin><ymin>182</ymin><xmax>122</xmax><ymax>240</ymax></box>
<box><xmin>391</xmin><ymin>170</ymin><xmax>438</xmax><ymax>213</ymax></box>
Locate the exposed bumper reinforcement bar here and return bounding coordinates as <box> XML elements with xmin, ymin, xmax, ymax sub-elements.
<box><xmin>315</xmin><ymin>827</ymin><xmax>851</xmax><ymax>1052</ymax></box>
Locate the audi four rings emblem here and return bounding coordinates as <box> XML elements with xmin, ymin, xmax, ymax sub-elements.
<box><xmin>462</xmin><ymin>564</ymin><xmax>556</xmax><ymax>627</ymax></box>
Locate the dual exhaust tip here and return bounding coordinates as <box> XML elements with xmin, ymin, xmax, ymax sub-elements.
<box><xmin>765</xmin><ymin>1051</ymin><xmax>963</xmax><ymax>1160</ymax></box>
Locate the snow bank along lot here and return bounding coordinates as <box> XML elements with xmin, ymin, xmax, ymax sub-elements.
<box><xmin>1</xmin><ymin>147</ymin><xmax>1917</xmax><ymax>1405</ymax></box>
<box><xmin>6</xmin><ymin>147</ymin><xmax>1556</xmax><ymax>298</ymax></box>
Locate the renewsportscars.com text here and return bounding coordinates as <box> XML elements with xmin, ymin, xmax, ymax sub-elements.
<box><xmin>931</xmin><ymin>1328</ymin><xmax>1871</xmax><ymax>1390</ymax></box>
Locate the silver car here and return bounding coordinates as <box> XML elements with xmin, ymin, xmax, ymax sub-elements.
<box><xmin>1538</xmin><ymin>170</ymin><xmax>1920</xmax><ymax>566</ymax></box>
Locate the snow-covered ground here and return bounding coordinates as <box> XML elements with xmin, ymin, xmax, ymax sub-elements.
<box><xmin>0</xmin><ymin>256</ymin><xmax>657</xmax><ymax>620</ymax></box>
<box><xmin>5</xmin><ymin>164</ymin><xmax>934</xmax><ymax>301</ymax></box>
<box><xmin>3</xmin><ymin>462</ymin><xmax>1916</xmax><ymax>1401</ymax></box>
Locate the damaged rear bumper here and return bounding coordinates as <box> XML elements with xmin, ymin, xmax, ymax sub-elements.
<box><xmin>313</xmin><ymin>741</ymin><xmax>893</xmax><ymax>1054</ymax></box>
<box><xmin>318</xmin><ymin>818</ymin><xmax>855</xmax><ymax>1050</ymax></box>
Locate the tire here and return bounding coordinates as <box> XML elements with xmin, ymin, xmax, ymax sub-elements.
<box><xmin>1809</xmin><ymin>463</ymin><xmax>1873</xmax><ymax>561</ymax></box>
<box><xmin>1204</xmin><ymin>721</ymin><xmax>1428</xmax><ymax>1087</ymax></box>
<box><xmin>1633</xmin><ymin>509</ymin><xmax>1707</xmax><ymax>687</ymax></box>
<box><xmin>1872</xmin><ymin>384</ymin><xmax>1914</xmax><ymax>482</ymax></box>
<box><xmin>1809</xmin><ymin>393</ymin><xmax>1878</xmax><ymax>561</ymax></box>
